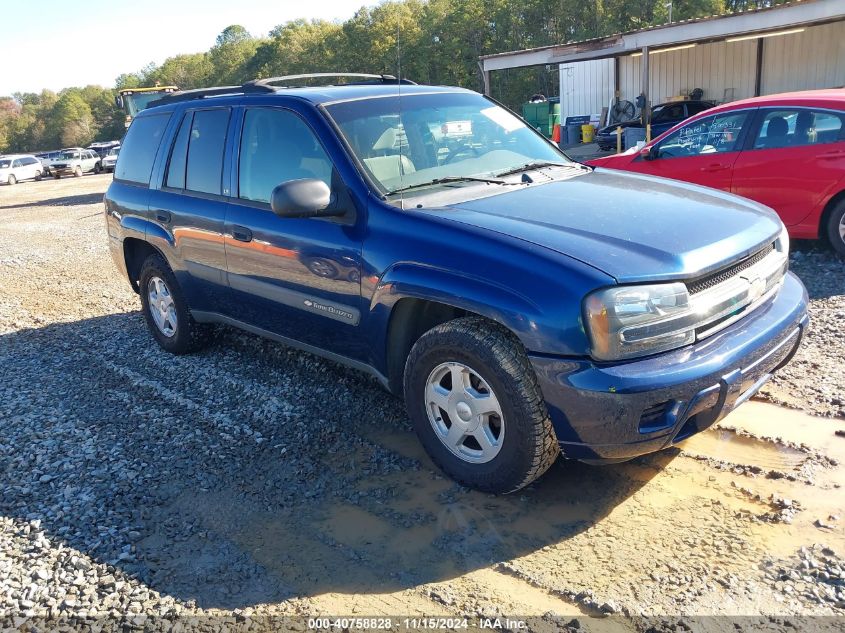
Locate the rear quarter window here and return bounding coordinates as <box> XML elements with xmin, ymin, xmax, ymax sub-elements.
<box><xmin>115</xmin><ymin>113</ymin><xmax>171</xmax><ymax>185</ymax></box>
<box><xmin>185</xmin><ymin>108</ymin><xmax>230</xmax><ymax>195</ymax></box>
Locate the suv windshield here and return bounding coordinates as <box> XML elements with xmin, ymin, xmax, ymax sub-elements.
<box><xmin>325</xmin><ymin>92</ymin><xmax>570</xmax><ymax>194</ymax></box>
<box><xmin>60</xmin><ymin>151</ymin><xmax>81</xmax><ymax>160</ymax></box>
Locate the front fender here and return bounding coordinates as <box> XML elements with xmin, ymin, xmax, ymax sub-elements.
<box><xmin>366</xmin><ymin>260</ymin><xmax>597</xmax><ymax>386</ymax></box>
<box><xmin>371</xmin><ymin>262</ymin><xmax>542</xmax><ymax>343</ymax></box>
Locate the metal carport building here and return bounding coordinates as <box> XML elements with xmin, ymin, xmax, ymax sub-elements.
<box><xmin>479</xmin><ymin>0</ymin><xmax>845</xmax><ymax>123</ymax></box>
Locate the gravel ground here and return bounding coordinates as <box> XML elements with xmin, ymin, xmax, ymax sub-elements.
<box><xmin>760</xmin><ymin>243</ymin><xmax>845</xmax><ymax>419</ymax></box>
<box><xmin>1</xmin><ymin>176</ymin><xmax>844</xmax><ymax>631</ymax></box>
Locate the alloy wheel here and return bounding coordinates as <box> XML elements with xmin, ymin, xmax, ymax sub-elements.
<box><xmin>424</xmin><ymin>361</ymin><xmax>505</xmax><ymax>464</ymax></box>
<box><xmin>147</xmin><ymin>276</ymin><xmax>178</xmax><ymax>337</ymax></box>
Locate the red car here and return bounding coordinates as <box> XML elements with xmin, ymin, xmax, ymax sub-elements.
<box><xmin>588</xmin><ymin>89</ymin><xmax>845</xmax><ymax>254</ymax></box>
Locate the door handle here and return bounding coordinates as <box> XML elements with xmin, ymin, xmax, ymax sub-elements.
<box><xmin>231</xmin><ymin>225</ymin><xmax>253</xmax><ymax>243</ymax></box>
<box><xmin>700</xmin><ymin>164</ymin><xmax>729</xmax><ymax>172</ymax></box>
<box><xmin>155</xmin><ymin>211</ymin><xmax>171</xmax><ymax>223</ymax></box>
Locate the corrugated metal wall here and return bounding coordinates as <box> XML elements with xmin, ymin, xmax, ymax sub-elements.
<box><xmin>559</xmin><ymin>58</ymin><xmax>615</xmax><ymax>120</ymax></box>
<box><xmin>618</xmin><ymin>39</ymin><xmax>758</xmax><ymax>105</ymax></box>
<box><xmin>761</xmin><ymin>22</ymin><xmax>845</xmax><ymax>93</ymax></box>
<box><xmin>558</xmin><ymin>21</ymin><xmax>845</xmax><ymax>117</ymax></box>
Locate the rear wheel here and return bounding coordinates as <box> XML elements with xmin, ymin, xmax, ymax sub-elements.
<box><xmin>34</xmin><ymin>170</ymin><xmax>42</xmax><ymax>181</ymax></box>
<box><xmin>7</xmin><ymin>174</ymin><xmax>15</xmax><ymax>185</ymax></box>
<box><xmin>94</xmin><ymin>162</ymin><xmax>102</xmax><ymax>174</ymax></box>
<box><xmin>139</xmin><ymin>253</ymin><xmax>212</xmax><ymax>354</ymax></box>
<box><xmin>826</xmin><ymin>199</ymin><xmax>845</xmax><ymax>257</ymax></box>
<box><xmin>403</xmin><ymin>317</ymin><xmax>559</xmax><ymax>494</ymax></box>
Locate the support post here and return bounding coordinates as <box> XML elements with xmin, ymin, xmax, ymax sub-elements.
<box><xmin>479</xmin><ymin>62</ymin><xmax>491</xmax><ymax>96</ymax></box>
<box><xmin>640</xmin><ymin>46</ymin><xmax>650</xmax><ymax>125</ymax></box>
<box><xmin>754</xmin><ymin>38</ymin><xmax>764</xmax><ymax>97</ymax></box>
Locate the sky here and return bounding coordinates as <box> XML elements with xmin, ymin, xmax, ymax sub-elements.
<box><xmin>0</xmin><ymin>0</ymin><xmax>375</xmax><ymax>96</ymax></box>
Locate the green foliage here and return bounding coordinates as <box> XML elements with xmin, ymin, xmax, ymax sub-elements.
<box><xmin>0</xmin><ymin>1</ymin><xmax>740</xmax><ymax>153</ymax></box>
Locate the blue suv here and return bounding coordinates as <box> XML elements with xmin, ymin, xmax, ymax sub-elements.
<box><xmin>104</xmin><ymin>74</ymin><xmax>808</xmax><ymax>494</ymax></box>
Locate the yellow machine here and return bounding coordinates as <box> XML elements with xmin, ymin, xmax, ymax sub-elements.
<box><xmin>115</xmin><ymin>86</ymin><xmax>178</xmax><ymax>127</ymax></box>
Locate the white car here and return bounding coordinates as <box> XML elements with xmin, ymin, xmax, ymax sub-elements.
<box><xmin>101</xmin><ymin>147</ymin><xmax>120</xmax><ymax>172</ymax></box>
<box><xmin>49</xmin><ymin>148</ymin><xmax>101</xmax><ymax>178</ymax></box>
<box><xmin>0</xmin><ymin>154</ymin><xmax>44</xmax><ymax>185</ymax></box>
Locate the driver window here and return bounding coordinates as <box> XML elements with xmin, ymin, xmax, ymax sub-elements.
<box><xmin>656</xmin><ymin>111</ymin><xmax>748</xmax><ymax>159</ymax></box>
<box><xmin>238</xmin><ymin>108</ymin><xmax>333</xmax><ymax>204</ymax></box>
<box><xmin>652</xmin><ymin>103</ymin><xmax>683</xmax><ymax>124</ymax></box>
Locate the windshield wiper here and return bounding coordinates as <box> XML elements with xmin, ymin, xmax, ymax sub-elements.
<box><xmin>387</xmin><ymin>175</ymin><xmax>510</xmax><ymax>195</ymax></box>
<box><xmin>494</xmin><ymin>161</ymin><xmax>576</xmax><ymax>177</ymax></box>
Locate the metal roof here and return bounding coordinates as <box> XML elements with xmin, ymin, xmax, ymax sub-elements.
<box><xmin>480</xmin><ymin>0</ymin><xmax>845</xmax><ymax>71</ymax></box>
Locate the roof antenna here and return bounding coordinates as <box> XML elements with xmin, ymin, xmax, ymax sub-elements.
<box><xmin>397</xmin><ymin>17</ymin><xmax>405</xmax><ymax>210</ymax></box>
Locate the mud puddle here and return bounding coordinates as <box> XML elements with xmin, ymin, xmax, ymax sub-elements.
<box><xmin>678</xmin><ymin>427</ymin><xmax>807</xmax><ymax>471</ymax></box>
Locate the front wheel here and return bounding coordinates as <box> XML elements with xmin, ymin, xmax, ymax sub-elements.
<box><xmin>826</xmin><ymin>199</ymin><xmax>845</xmax><ymax>257</ymax></box>
<box><xmin>404</xmin><ymin>317</ymin><xmax>559</xmax><ymax>494</ymax></box>
<box><xmin>139</xmin><ymin>254</ymin><xmax>213</xmax><ymax>354</ymax></box>
<box><xmin>73</xmin><ymin>166</ymin><xmax>83</xmax><ymax>177</ymax></box>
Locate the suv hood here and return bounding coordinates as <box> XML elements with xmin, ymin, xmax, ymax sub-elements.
<box><xmin>432</xmin><ymin>169</ymin><xmax>781</xmax><ymax>284</ymax></box>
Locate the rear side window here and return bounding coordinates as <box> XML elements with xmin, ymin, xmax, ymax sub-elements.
<box><xmin>754</xmin><ymin>109</ymin><xmax>844</xmax><ymax>149</ymax></box>
<box><xmin>185</xmin><ymin>109</ymin><xmax>230</xmax><ymax>195</ymax></box>
<box><xmin>115</xmin><ymin>113</ymin><xmax>170</xmax><ymax>185</ymax></box>
<box><xmin>165</xmin><ymin>112</ymin><xmax>193</xmax><ymax>189</ymax></box>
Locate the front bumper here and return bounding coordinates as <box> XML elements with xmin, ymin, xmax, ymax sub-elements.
<box><xmin>530</xmin><ymin>272</ymin><xmax>808</xmax><ymax>462</ymax></box>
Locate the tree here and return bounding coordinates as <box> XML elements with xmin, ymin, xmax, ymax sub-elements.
<box><xmin>148</xmin><ymin>53</ymin><xmax>213</xmax><ymax>90</ymax></box>
<box><xmin>50</xmin><ymin>92</ymin><xmax>95</xmax><ymax>147</ymax></box>
<box><xmin>208</xmin><ymin>25</ymin><xmax>260</xmax><ymax>85</ymax></box>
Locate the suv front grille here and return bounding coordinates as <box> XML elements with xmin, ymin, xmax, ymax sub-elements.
<box><xmin>685</xmin><ymin>241</ymin><xmax>787</xmax><ymax>340</ymax></box>
<box><xmin>687</xmin><ymin>244</ymin><xmax>774</xmax><ymax>296</ymax></box>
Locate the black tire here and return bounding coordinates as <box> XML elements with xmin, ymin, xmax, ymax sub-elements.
<box><xmin>138</xmin><ymin>253</ymin><xmax>213</xmax><ymax>354</ymax></box>
<box><xmin>7</xmin><ymin>174</ymin><xmax>15</xmax><ymax>185</ymax></box>
<box><xmin>403</xmin><ymin>317</ymin><xmax>559</xmax><ymax>494</ymax></box>
<box><xmin>53</xmin><ymin>173</ymin><xmax>61</xmax><ymax>179</ymax></box>
<box><xmin>94</xmin><ymin>162</ymin><xmax>102</xmax><ymax>174</ymax></box>
<box><xmin>825</xmin><ymin>199</ymin><xmax>845</xmax><ymax>257</ymax></box>
<box><xmin>34</xmin><ymin>170</ymin><xmax>42</xmax><ymax>181</ymax></box>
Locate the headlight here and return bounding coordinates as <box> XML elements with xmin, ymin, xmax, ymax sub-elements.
<box><xmin>775</xmin><ymin>224</ymin><xmax>789</xmax><ymax>256</ymax></box>
<box><xmin>583</xmin><ymin>282</ymin><xmax>697</xmax><ymax>361</ymax></box>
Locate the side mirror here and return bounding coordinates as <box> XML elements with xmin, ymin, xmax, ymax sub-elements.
<box><xmin>115</xmin><ymin>95</ymin><xmax>123</xmax><ymax>109</ymax></box>
<box><xmin>640</xmin><ymin>145</ymin><xmax>657</xmax><ymax>161</ymax></box>
<box><xmin>270</xmin><ymin>178</ymin><xmax>338</xmax><ymax>218</ymax></box>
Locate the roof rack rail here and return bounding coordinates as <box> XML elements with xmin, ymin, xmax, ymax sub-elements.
<box><xmin>147</xmin><ymin>74</ymin><xmax>417</xmax><ymax>109</ymax></box>
<box><xmin>245</xmin><ymin>73</ymin><xmax>417</xmax><ymax>87</ymax></box>
<box><xmin>148</xmin><ymin>83</ymin><xmax>276</xmax><ymax>108</ymax></box>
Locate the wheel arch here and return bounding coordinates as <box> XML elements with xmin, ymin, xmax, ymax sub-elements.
<box><xmin>374</xmin><ymin>264</ymin><xmax>544</xmax><ymax>395</ymax></box>
<box><xmin>819</xmin><ymin>188</ymin><xmax>845</xmax><ymax>242</ymax></box>
<box><xmin>122</xmin><ymin>237</ymin><xmax>167</xmax><ymax>293</ymax></box>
